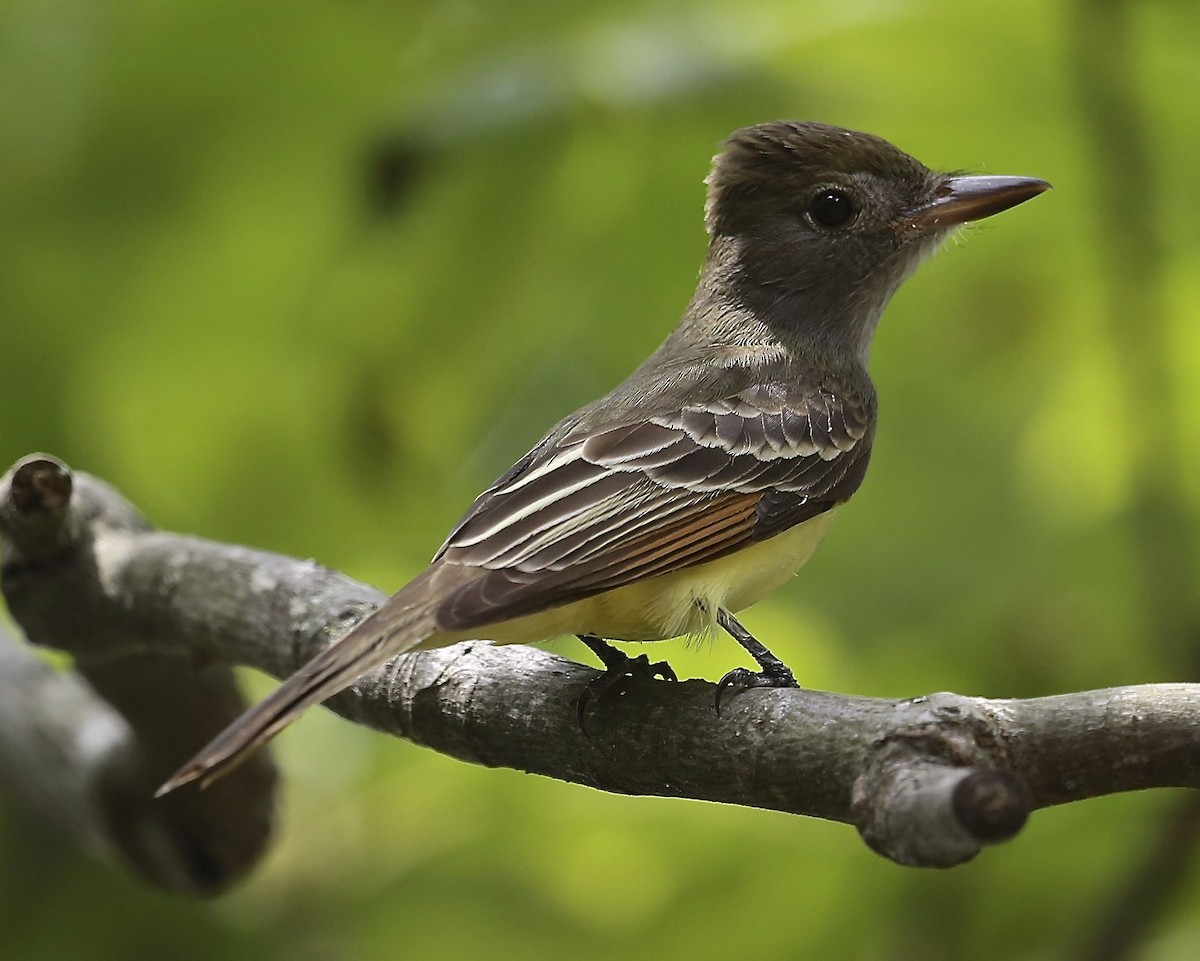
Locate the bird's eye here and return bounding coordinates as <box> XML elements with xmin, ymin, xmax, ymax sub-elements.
<box><xmin>807</xmin><ymin>188</ymin><xmax>856</xmax><ymax>229</ymax></box>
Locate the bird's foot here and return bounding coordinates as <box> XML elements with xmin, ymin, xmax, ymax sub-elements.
<box><xmin>576</xmin><ymin>635</ymin><xmax>677</xmax><ymax>731</ymax></box>
<box><xmin>711</xmin><ymin>609</ymin><xmax>800</xmax><ymax>715</ymax></box>
<box><xmin>714</xmin><ymin>663</ymin><xmax>799</xmax><ymax>715</ymax></box>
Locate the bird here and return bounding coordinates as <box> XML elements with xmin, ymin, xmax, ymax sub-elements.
<box><xmin>159</xmin><ymin>121</ymin><xmax>1049</xmax><ymax>795</ymax></box>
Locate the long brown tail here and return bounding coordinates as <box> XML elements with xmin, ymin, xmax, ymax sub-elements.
<box><xmin>157</xmin><ymin>587</ymin><xmax>440</xmax><ymax>796</ymax></box>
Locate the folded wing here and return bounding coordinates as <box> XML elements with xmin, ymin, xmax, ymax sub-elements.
<box><xmin>434</xmin><ymin>381</ymin><xmax>874</xmax><ymax>630</ymax></box>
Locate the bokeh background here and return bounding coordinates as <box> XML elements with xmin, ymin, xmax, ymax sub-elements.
<box><xmin>3</xmin><ymin>0</ymin><xmax>1200</xmax><ymax>958</ymax></box>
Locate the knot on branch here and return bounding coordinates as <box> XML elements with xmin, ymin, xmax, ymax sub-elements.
<box><xmin>8</xmin><ymin>454</ymin><xmax>72</xmax><ymax>517</ymax></box>
<box><xmin>851</xmin><ymin>693</ymin><xmax>1032</xmax><ymax>867</ymax></box>
<box><xmin>0</xmin><ymin>456</ymin><xmax>278</xmax><ymax>895</ymax></box>
<box><xmin>1</xmin><ymin>454</ymin><xmax>75</xmax><ymax>566</ymax></box>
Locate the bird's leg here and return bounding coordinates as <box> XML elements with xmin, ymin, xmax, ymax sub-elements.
<box><xmin>714</xmin><ymin>609</ymin><xmax>800</xmax><ymax>714</ymax></box>
<box><xmin>575</xmin><ymin>634</ymin><xmax>677</xmax><ymax>730</ymax></box>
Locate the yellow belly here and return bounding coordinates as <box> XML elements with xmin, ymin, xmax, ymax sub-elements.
<box><xmin>438</xmin><ymin>510</ymin><xmax>836</xmax><ymax>646</ymax></box>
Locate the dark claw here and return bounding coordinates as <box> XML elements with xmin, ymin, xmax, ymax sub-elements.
<box><xmin>714</xmin><ymin>663</ymin><xmax>798</xmax><ymax>716</ymax></box>
<box><xmin>712</xmin><ymin>608</ymin><xmax>801</xmax><ymax>714</ymax></box>
<box><xmin>576</xmin><ymin>651</ymin><xmax>677</xmax><ymax>733</ymax></box>
<box><xmin>639</xmin><ymin>655</ymin><xmax>678</xmax><ymax>684</ymax></box>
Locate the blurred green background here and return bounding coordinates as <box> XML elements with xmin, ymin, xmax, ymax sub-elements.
<box><xmin>3</xmin><ymin>0</ymin><xmax>1200</xmax><ymax>958</ymax></box>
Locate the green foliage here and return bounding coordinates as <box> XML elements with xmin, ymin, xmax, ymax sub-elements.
<box><xmin>3</xmin><ymin>0</ymin><xmax>1200</xmax><ymax>957</ymax></box>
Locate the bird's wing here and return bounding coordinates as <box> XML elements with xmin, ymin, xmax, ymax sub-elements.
<box><xmin>433</xmin><ymin>381</ymin><xmax>874</xmax><ymax>630</ymax></box>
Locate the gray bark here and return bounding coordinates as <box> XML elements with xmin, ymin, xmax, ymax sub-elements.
<box><xmin>2</xmin><ymin>453</ymin><xmax>1198</xmax><ymax>891</ymax></box>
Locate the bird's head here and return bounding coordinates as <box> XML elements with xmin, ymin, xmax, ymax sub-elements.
<box><xmin>701</xmin><ymin>121</ymin><xmax>1049</xmax><ymax>360</ymax></box>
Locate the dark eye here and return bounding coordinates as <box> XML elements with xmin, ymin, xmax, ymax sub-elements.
<box><xmin>808</xmin><ymin>188</ymin><xmax>856</xmax><ymax>229</ymax></box>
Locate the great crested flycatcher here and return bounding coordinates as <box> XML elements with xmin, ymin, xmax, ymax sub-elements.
<box><xmin>160</xmin><ymin>121</ymin><xmax>1048</xmax><ymax>794</ymax></box>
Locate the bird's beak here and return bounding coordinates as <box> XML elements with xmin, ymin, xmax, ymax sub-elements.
<box><xmin>907</xmin><ymin>175</ymin><xmax>1051</xmax><ymax>230</ymax></box>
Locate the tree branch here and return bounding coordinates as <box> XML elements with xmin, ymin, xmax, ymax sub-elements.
<box><xmin>2</xmin><ymin>454</ymin><xmax>1199</xmax><ymax>886</ymax></box>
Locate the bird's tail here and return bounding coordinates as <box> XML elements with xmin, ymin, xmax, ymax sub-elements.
<box><xmin>157</xmin><ymin>581</ymin><xmax>440</xmax><ymax>796</ymax></box>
